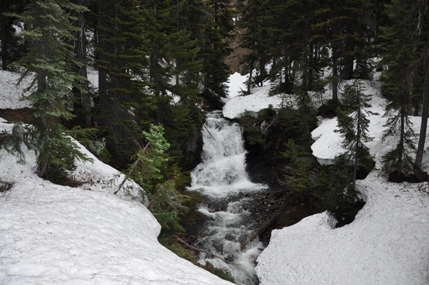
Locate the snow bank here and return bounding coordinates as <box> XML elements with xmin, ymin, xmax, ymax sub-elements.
<box><xmin>225</xmin><ymin>72</ymin><xmax>247</xmax><ymax>99</ymax></box>
<box><xmin>223</xmin><ymin>83</ymin><xmax>286</xmax><ymax>119</ymax></box>
<box><xmin>256</xmin><ymin>172</ymin><xmax>429</xmax><ymax>284</ymax></box>
<box><xmin>0</xmin><ymin>146</ymin><xmax>233</xmax><ymax>285</ymax></box>
<box><xmin>0</xmin><ymin>70</ymin><xmax>32</xmax><ymax>109</ymax></box>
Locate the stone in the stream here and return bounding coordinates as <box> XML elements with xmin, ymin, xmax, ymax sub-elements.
<box><xmin>212</xmin><ymin>240</ymin><xmax>224</xmax><ymax>253</ymax></box>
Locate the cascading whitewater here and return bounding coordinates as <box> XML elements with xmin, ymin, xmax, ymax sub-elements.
<box><xmin>188</xmin><ymin>111</ymin><xmax>266</xmax><ymax>285</ymax></box>
<box><xmin>189</xmin><ymin>111</ymin><xmax>264</xmax><ymax>196</ymax></box>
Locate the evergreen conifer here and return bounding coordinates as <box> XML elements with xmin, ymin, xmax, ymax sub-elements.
<box><xmin>11</xmin><ymin>0</ymin><xmax>90</xmax><ymax>180</ymax></box>
<box><xmin>94</xmin><ymin>0</ymin><xmax>152</xmax><ymax>169</ymax></box>
<box><xmin>335</xmin><ymin>80</ymin><xmax>374</xmax><ymax>185</ymax></box>
<box><xmin>379</xmin><ymin>0</ymin><xmax>422</xmax><ymax>178</ymax></box>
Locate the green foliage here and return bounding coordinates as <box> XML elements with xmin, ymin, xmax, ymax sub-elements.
<box><xmin>199</xmin><ymin>0</ymin><xmax>233</xmax><ymax>98</ymax></box>
<box><xmin>378</xmin><ymin>0</ymin><xmax>425</xmax><ymax>177</ymax></box>
<box><xmin>149</xmin><ymin>180</ymin><xmax>188</xmax><ymax>232</ymax></box>
<box><xmin>158</xmin><ymin>237</ymin><xmax>197</xmax><ymax>262</ymax></box>
<box><xmin>124</xmin><ymin>124</ymin><xmax>190</xmax><ymax>233</ymax></box>
<box><xmin>161</xmin><ymin>98</ymin><xmax>204</xmax><ymax>171</ymax></box>
<box><xmin>2</xmin><ymin>123</ymin><xmax>37</xmax><ymax>164</ymax></box>
<box><xmin>283</xmin><ymin>139</ymin><xmax>317</xmax><ymax>203</ymax></box>
<box><xmin>314</xmin><ymin>155</ymin><xmax>360</xmax><ymax>223</ymax></box>
<box><xmin>67</xmin><ymin>126</ymin><xmax>106</xmax><ymax>156</ymax></box>
<box><xmin>94</xmin><ymin>0</ymin><xmax>153</xmax><ymax>169</ymax></box>
<box><xmin>239</xmin><ymin>110</ymin><xmax>269</xmax><ymax>147</ymax></box>
<box><xmin>204</xmin><ymin>262</ymin><xmax>235</xmax><ymax>283</ymax></box>
<box><xmin>277</xmin><ymin>104</ymin><xmax>318</xmax><ymax>149</ymax></box>
<box><xmin>38</xmin><ymin>129</ymin><xmax>91</xmax><ymax>183</ymax></box>
<box><xmin>126</xmin><ymin>124</ymin><xmax>169</xmax><ymax>191</ymax></box>
<box><xmin>238</xmin><ymin>106</ymin><xmax>281</xmax><ymax>149</ymax></box>
<box><xmin>335</xmin><ymin>80</ymin><xmax>375</xmax><ymax>184</ymax></box>
<box><xmin>381</xmin><ymin>115</ymin><xmax>416</xmax><ymax>176</ymax></box>
<box><xmin>8</xmin><ymin>0</ymin><xmax>90</xmax><ymax>181</ymax></box>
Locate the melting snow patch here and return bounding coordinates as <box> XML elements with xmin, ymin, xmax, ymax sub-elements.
<box><xmin>255</xmin><ymin>172</ymin><xmax>429</xmax><ymax>285</ymax></box>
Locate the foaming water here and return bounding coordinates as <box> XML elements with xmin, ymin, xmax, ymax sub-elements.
<box><xmin>189</xmin><ymin>111</ymin><xmax>266</xmax><ymax>197</ymax></box>
<box><xmin>188</xmin><ymin>111</ymin><xmax>267</xmax><ymax>284</ymax></box>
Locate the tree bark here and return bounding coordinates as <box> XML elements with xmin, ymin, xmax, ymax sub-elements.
<box><xmin>72</xmin><ymin>2</ymin><xmax>91</xmax><ymax>126</ymax></box>
<box><xmin>397</xmin><ymin>109</ymin><xmax>405</xmax><ymax>177</ymax></box>
<box><xmin>332</xmin><ymin>48</ymin><xmax>339</xmax><ymax>102</ymax></box>
<box><xmin>1</xmin><ymin>24</ymin><xmax>7</xmax><ymax>70</ymax></box>
<box><xmin>247</xmin><ymin>56</ymin><xmax>254</xmax><ymax>94</ymax></box>
<box><xmin>0</xmin><ymin>0</ymin><xmax>6</xmax><ymax>70</ymax></box>
<box><xmin>97</xmin><ymin>0</ymin><xmax>108</xmax><ymax>120</ymax></box>
<box><xmin>414</xmin><ymin>47</ymin><xmax>429</xmax><ymax>181</ymax></box>
<box><xmin>341</xmin><ymin>54</ymin><xmax>354</xmax><ymax>80</ymax></box>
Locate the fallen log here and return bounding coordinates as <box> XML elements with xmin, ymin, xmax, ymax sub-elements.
<box><xmin>174</xmin><ymin>235</ymin><xmax>230</xmax><ymax>264</ymax></box>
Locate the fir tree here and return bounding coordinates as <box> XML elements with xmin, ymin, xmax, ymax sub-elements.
<box><xmin>11</xmin><ymin>0</ymin><xmax>90</xmax><ymax>180</ymax></box>
<box><xmin>315</xmin><ymin>154</ymin><xmax>361</xmax><ymax>226</ymax></box>
<box><xmin>117</xmin><ymin>124</ymin><xmax>188</xmax><ymax>232</ymax></box>
<box><xmin>238</xmin><ymin>0</ymin><xmax>268</xmax><ymax>94</ymax></box>
<box><xmin>335</xmin><ymin>80</ymin><xmax>374</xmax><ymax>186</ymax></box>
<box><xmin>95</xmin><ymin>0</ymin><xmax>152</xmax><ymax>169</ymax></box>
<box><xmin>199</xmin><ymin>0</ymin><xmax>232</xmax><ymax>99</ymax></box>
<box><xmin>312</xmin><ymin>0</ymin><xmax>367</xmax><ymax>101</ymax></box>
<box><xmin>379</xmin><ymin>0</ymin><xmax>423</xmax><ymax>178</ymax></box>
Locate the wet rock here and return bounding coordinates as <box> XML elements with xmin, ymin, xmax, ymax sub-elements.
<box><xmin>212</xmin><ymin>240</ymin><xmax>224</xmax><ymax>254</ymax></box>
<box><xmin>238</xmin><ymin>234</ymin><xmax>249</xmax><ymax>244</ymax></box>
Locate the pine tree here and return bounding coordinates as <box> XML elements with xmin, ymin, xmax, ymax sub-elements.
<box><xmin>141</xmin><ymin>0</ymin><xmax>202</xmax><ymax>114</ymax></box>
<box><xmin>94</xmin><ymin>0</ymin><xmax>152</xmax><ymax>169</ymax></box>
<box><xmin>312</xmin><ymin>0</ymin><xmax>366</xmax><ymax>101</ymax></box>
<box><xmin>335</xmin><ymin>80</ymin><xmax>374</xmax><ymax>186</ymax></box>
<box><xmin>11</xmin><ymin>0</ymin><xmax>90</xmax><ymax>180</ymax></box>
<box><xmin>316</xmin><ymin>154</ymin><xmax>361</xmax><ymax>226</ymax></box>
<box><xmin>238</xmin><ymin>0</ymin><xmax>268</xmax><ymax>94</ymax></box>
<box><xmin>202</xmin><ymin>0</ymin><xmax>233</xmax><ymax>98</ymax></box>
<box><xmin>379</xmin><ymin>0</ymin><xmax>423</xmax><ymax>178</ymax></box>
<box><xmin>118</xmin><ymin>124</ymin><xmax>188</xmax><ymax>231</ymax></box>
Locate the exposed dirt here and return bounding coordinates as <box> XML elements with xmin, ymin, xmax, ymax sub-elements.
<box><xmin>0</xmin><ymin>108</ymin><xmax>33</xmax><ymax>123</ymax></box>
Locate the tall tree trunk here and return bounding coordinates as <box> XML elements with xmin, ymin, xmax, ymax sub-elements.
<box><xmin>1</xmin><ymin>24</ymin><xmax>7</xmax><ymax>70</ymax></box>
<box><xmin>353</xmin><ymin>108</ymin><xmax>362</xmax><ymax>187</ymax></box>
<box><xmin>0</xmin><ymin>0</ymin><xmax>6</xmax><ymax>70</ymax></box>
<box><xmin>72</xmin><ymin>2</ymin><xmax>91</xmax><ymax>126</ymax></box>
<box><xmin>247</xmin><ymin>56</ymin><xmax>254</xmax><ymax>94</ymax></box>
<box><xmin>308</xmin><ymin>44</ymin><xmax>314</xmax><ymax>91</ymax></box>
<box><xmin>332</xmin><ymin>48</ymin><xmax>339</xmax><ymax>101</ymax></box>
<box><xmin>97</xmin><ymin>0</ymin><xmax>108</xmax><ymax>119</ymax></box>
<box><xmin>414</xmin><ymin>48</ymin><xmax>429</xmax><ymax>181</ymax></box>
<box><xmin>341</xmin><ymin>54</ymin><xmax>354</xmax><ymax>80</ymax></box>
<box><xmin>397</xmin><ymin>109</ymin><xmax>405</xmax><ymax>177</ymax></box>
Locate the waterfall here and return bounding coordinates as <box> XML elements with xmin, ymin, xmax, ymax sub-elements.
<box><xmin>188</xmin><ymin>111</ymin><xmax>267</xmax><ymax>285</ymax></box>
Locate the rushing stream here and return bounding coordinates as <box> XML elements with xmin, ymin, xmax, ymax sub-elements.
<box><xmin>188</xmin><ymin>111</ymin><xmax>267</xmax><ymax>285</ymax></box>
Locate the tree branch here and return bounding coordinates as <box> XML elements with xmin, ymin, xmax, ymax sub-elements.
<box><xmin>174</xmin><ymin>235</ymin><xmax>230</xmax><ymax>264</ymax></box>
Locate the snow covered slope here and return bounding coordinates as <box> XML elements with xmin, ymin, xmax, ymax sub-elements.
<box><xmin>256</xmin><ymin>172</ymin><xmax>429</xmax><ymax>285</ymax></box>
<box><xmin>0</xmin><ymin>70</ymin><xmax>32</xmax><ymax>109</ymax></box>
<box><xmin>0</xmin><ymin>145</ymin><xmax>233</xmax><ymax>285</ymax></box>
